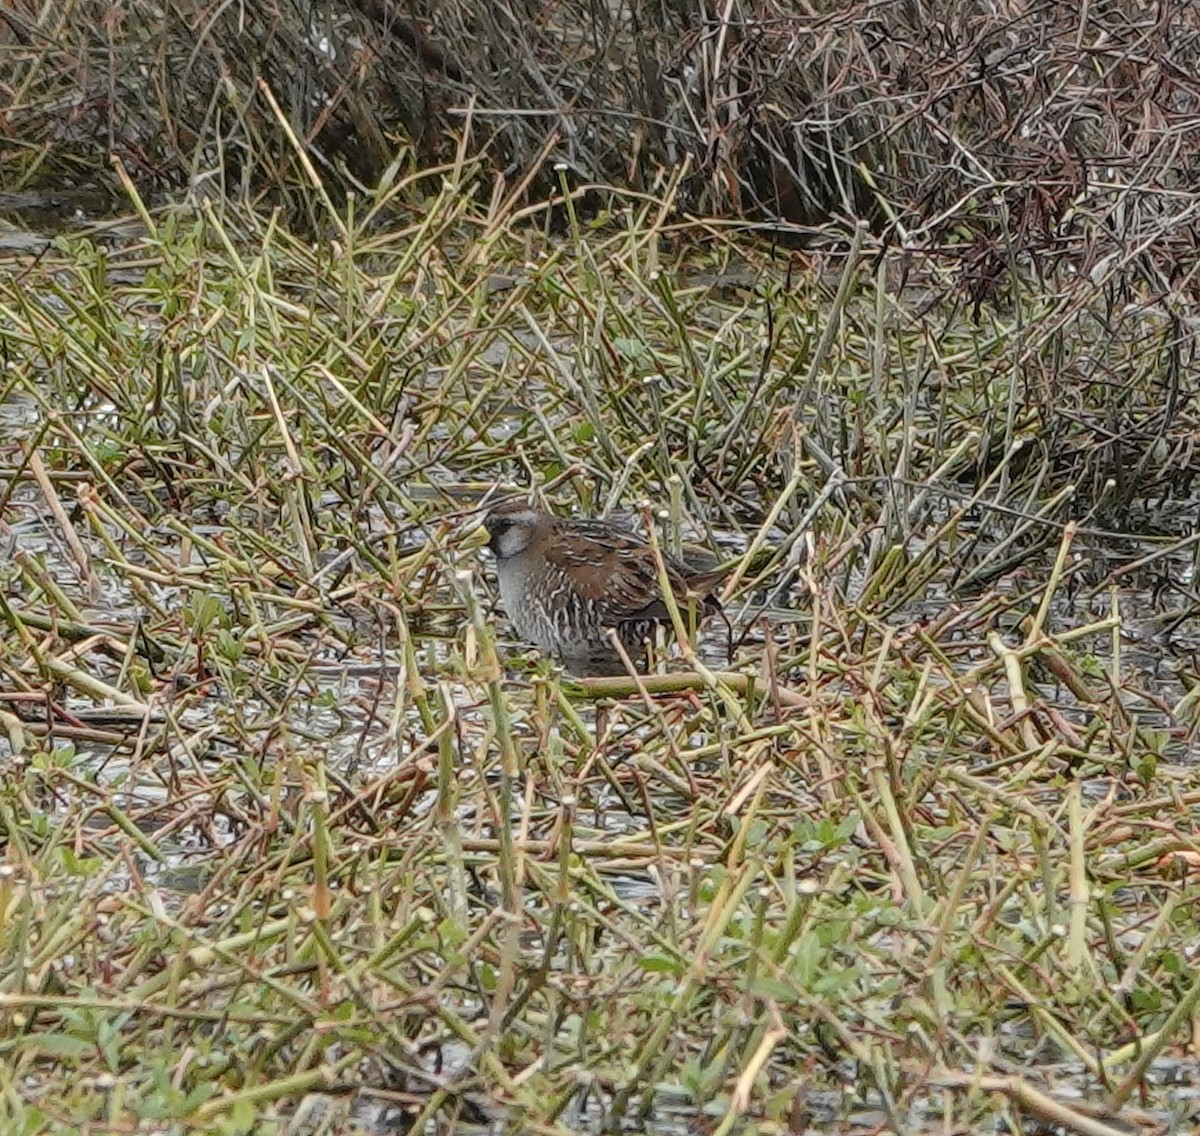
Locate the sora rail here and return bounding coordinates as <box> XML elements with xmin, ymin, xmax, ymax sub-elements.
<box><xmin>479</xmin><ymin>499</ymin><xmax>728</xmax><ymax>677</ymax></box>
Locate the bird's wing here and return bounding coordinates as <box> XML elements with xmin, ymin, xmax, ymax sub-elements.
<box><xmin>546</xmin><ymin>524</ymin><xmax>719</xmax><ymax>625</ymax></box>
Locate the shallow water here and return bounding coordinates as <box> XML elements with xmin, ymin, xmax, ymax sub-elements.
<box><xmin>3</xmin><ymin>240</ymin><xmax>1200</xmax><ymax>1134</ymax></box>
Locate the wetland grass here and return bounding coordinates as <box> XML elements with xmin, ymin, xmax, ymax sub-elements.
<box><xmin>0</xmin><ymin>174</ymin><xmax>1198</xmax><ymax>1135</ymax></box>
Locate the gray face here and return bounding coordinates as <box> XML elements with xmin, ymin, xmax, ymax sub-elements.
<box><xmin>484</xmin><ymin>508</ymin><xmax>540</xmax><ymax>560</ymax></box>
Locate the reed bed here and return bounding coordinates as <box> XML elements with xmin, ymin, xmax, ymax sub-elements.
<box><xmin>1</xmin><ymin>170</ymin><xmax>1199</xmax><ymax>1135</ymax></box>
<box><xmin>5</xmin><ymin>0</ymin><xmax>1200</xmax><ymax>268</ymax></box>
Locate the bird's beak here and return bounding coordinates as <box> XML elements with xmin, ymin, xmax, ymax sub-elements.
<box><xmin>460</xmin><ymin>517</ymin><xmax>491</xmax><ymax>552</ymax></box>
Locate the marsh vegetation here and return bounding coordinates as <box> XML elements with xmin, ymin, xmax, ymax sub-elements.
<box><xmin>3</xmin><ymin>2</ymin><xmax>1200</xmax><ymax>1134</ymax></box>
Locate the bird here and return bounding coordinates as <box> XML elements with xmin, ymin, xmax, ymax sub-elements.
<box><xmin>478</xmin><ymin>498</ymin><xmax>729</xmax><ymax>676</ymax></box>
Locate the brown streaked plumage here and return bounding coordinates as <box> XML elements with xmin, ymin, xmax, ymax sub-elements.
<box><xmin>481</xmin><ymin>499</ymin><xmax>727</xmax><ymax>676</ymax></box>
